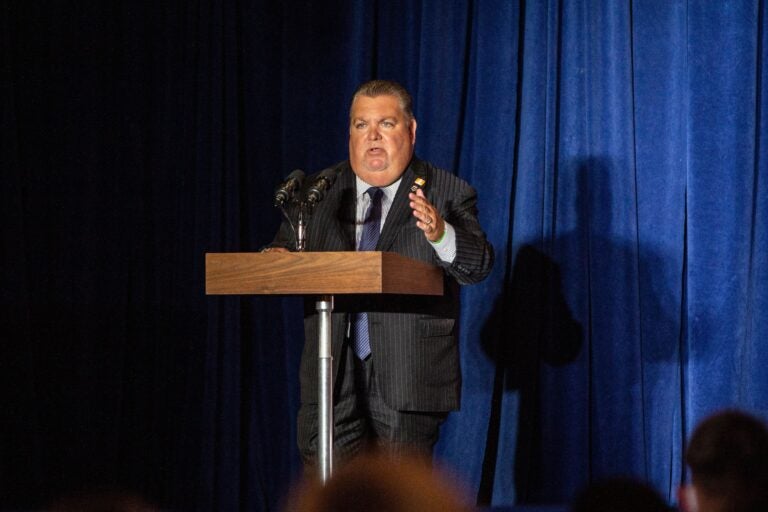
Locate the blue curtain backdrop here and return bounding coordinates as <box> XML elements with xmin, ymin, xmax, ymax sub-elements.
<box><xmin>3</xmin><ymin>0</ymin><xmax>767</xmax><ymax>510</ymax></box>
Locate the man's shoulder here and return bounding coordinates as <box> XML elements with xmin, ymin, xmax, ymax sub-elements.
<box><xmin>411</xmin><ymin>158</ymin><xmax>474</xmax><ymax>190</ymax></box>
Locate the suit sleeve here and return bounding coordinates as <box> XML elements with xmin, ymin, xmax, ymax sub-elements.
<box><xmin>438</xmin><ymin>182</ymin><xmax>494</xmax><ymax>285</ymax></box>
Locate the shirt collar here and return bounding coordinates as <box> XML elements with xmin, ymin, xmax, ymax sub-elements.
<box><xmin>355</xmin><ymin>175</ymin><xmax>403</xmax><ymax>202</ymax></box>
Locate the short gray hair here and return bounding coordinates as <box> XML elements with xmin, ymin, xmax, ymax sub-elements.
<box><xmin>350</xmin><ymin>80</ymin><xmax>414</xmax><ymax>120</ymax></box>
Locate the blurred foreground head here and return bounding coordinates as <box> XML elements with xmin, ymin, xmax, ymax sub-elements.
<box><xmin>571</xmin><ymin>476</ymin><xmax>670</xmax><ymax>512</ymax></box>
<box><xmin>48</xmin><ymin>489</ymin><xmax>158</xmax><ymax>512</ymax></box>
<box><xmin>284</xmin><ymin>451</ymin><xmax>472</xmax><ymax>512</ymax></box>
<box><xmin>680</xmin><ymin>409</ymin><xmax>768</xmax><ymax>512</ymax></box>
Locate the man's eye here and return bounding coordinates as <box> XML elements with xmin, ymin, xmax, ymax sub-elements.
<box><xmin>355</xmin><ymin>122</ymin><xmax>367</xmax><ymax>129</ymax></box>
<box><xmin>381</xmin><ymin>121</ymin><xmax>394</xmax><ymax>128</ymax></box>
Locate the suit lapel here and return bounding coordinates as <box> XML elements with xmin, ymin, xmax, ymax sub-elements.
<box><xmin>376</xmin><ymin>159</ymin><xmax>428</xmax><ymax>252</ymax></box>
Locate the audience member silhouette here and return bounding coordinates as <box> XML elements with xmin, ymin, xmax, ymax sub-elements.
<box><xmin>47</xmin><ymin>489</ymin><xmax>159</xmax><ymax>512</ymax></box>
<box><xmin>571</xmin><ymin>476</ymin><xmax>670</xmax><ymax>512</ymax></box>
<box><xmin>678</xmin><ymin>409</ymin><xmax>768</xmax><ymax>512</ymax></box>
<box><xmin>283</xmin><ymin>450</ymin><xmax>472</xmax><ymax>512</ymax></box>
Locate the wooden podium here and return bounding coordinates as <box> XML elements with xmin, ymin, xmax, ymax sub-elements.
<box><xmin>205</xmin><ymin>251</ymin><xmax>443</xmax><ymax>481</ymax></box>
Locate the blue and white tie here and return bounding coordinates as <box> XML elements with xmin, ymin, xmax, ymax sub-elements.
<box><xmin>352</xmin><ymin>187</ymin><xmax>383</xmax><ymax>359</ymax></box>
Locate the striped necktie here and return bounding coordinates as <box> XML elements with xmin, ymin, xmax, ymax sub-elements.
<box><xmin>352</xmin><ymin>187</ymin><xmax>383</xmax><ymax>359</ymax></box>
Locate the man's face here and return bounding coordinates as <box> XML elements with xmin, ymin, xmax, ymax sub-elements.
<box><xmin>348</xmin><ymin>94</ymin><xmax>417</xmax><ymax>187</ymax></box>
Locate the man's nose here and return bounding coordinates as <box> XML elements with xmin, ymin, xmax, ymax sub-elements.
<box><xmin>367</xmin><ymin>126</ymin><xmax>381</xmax><ymax>140</ymax></box>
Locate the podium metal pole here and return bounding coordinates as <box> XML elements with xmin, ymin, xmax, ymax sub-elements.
<box><xmin>316</xmin><ymin>295</ymin><xmax>334</xmax><ymax>483</ymax></box>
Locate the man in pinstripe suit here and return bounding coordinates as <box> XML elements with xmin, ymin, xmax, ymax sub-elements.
<box><xmin>269</xmin><ymin>80</ymin><xmax>494</xmax><ymax>470</ymax></box>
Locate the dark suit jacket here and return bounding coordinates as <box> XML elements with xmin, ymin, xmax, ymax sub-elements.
<box><xmin>272</xmin><ymin>158</ymin><xmax>494</xmax><ymax>412</ymax></box>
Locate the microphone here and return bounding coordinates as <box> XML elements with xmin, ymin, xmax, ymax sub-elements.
<box><xmin>274</xmin><ymin>169</ymin><xmax>305</xmax><ymax>207</ymax></box>
<box><xmin>306</xmin><ymin>168</ymin><xmax>339</xmax><ymax>205</ymax></box>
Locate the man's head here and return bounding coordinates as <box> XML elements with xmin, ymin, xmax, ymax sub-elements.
<box><xmin>283</xmin><ymin>450</ymin><xmax>472</xmax><ymax>512</ymax></box>
<box><xmin>679</xmin><ymin>409</ymin><xmax>768</xmax><ymax>512</ymax></box>
<box><xmin>348</xmin><ymin>80</ymin><xmax>417</xmax><ymax>187</ymax></box>
<box><xmin>572</xmin><ymin>477</ymin><xmax>670</xmax><ymax>512</ymax></box>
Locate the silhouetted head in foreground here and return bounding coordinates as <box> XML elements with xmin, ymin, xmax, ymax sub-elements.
<box><xmin>571</xmin><ymin>476</ymin><xmax>670</xmax><ymax>512</ymax></box>
<box><xmin>284</xmin><ymin>450</ymin><xmax>471</xmax><ymax>512</ymax></box>
<box><xmin>679</xmin><ymin>409</ymin><xmax>768</xmax><ymax>512</ymax></box>
<box><xmin>48</xmin><ymin>489</ymin><xmax>158</xmax><ymax>512</ymax></box>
